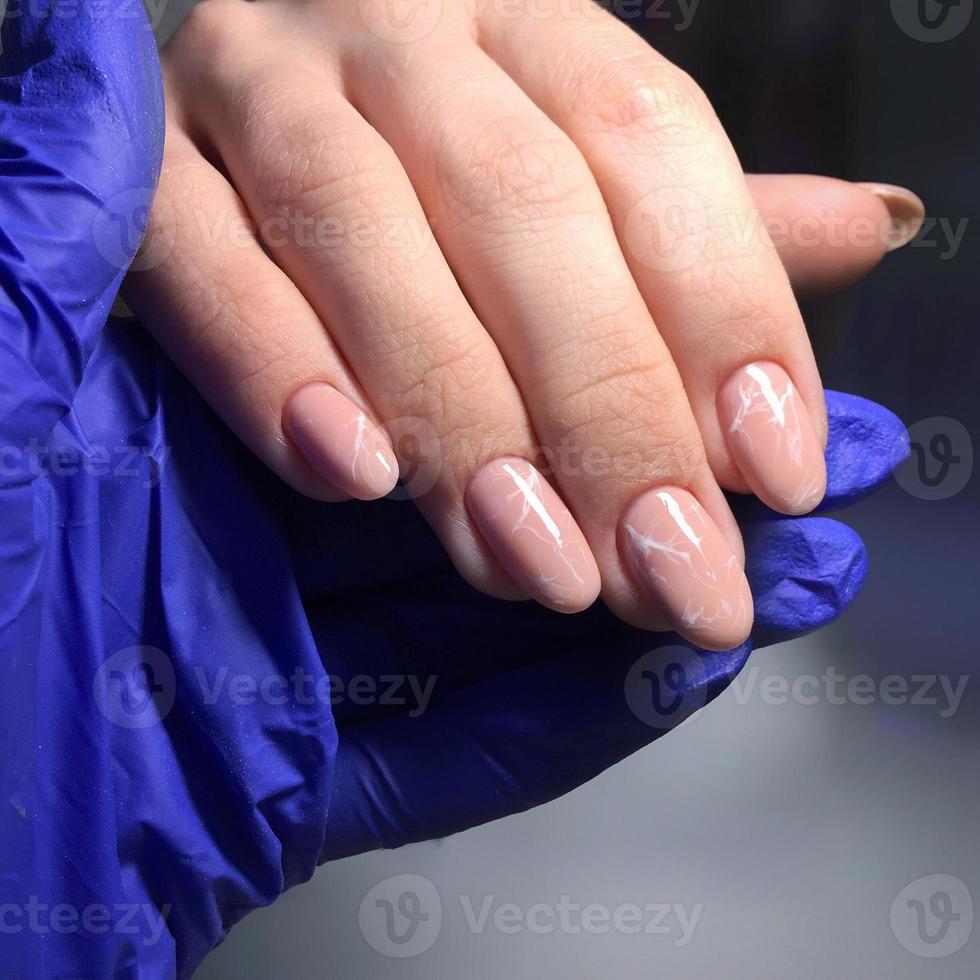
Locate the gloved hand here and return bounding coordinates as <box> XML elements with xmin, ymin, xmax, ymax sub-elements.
<box><xmin>297</xmin><ymin>389</ymin><xmax>910</xmax><ymax>860</ymax></box>
<box><xmin>0</xmin><ymin>3</ymin><xmax>165</xmax><ymax>978</ymax></box>
<box><xmin>0</xmin><ymin>7</ymin><xmax>910</xmax><ymax>980</ymax></box>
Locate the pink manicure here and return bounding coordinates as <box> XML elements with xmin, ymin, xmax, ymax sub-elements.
<box><xmin>466</xmin><ymin>457</ymin><xmax>601</xmax><ymax>614</ymax></box>
<box><xmin>718</xmin><ymin>361</ymin><xmax>826</xmax><ymax>515</ymax></box>
<box><xmin>284</xmin><ymin>383</ymin><xmax>398</xmax><ymax>500</ymax></box>
<box><xmin>620</xmin><ymin>487</ymin><xmax>753</xmax><ymax>651</ymax></box>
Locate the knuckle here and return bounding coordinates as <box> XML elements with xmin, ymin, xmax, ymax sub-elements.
<box><xmin>675</xmin><ymin>257</ymin><xmax>796</xmax><ymax>350</ymax></box>
<box><xmin>180</xmin><ymin>275</ymin><xmax>257</xmax><ymax>361</ymax></box>
<box><xmin>152</xmin><ymin>250</ymin><xmax>306</xmax><ymax>403</ymax></box>
<box><xmin>537</xmin><ymin>291</ymin><xmax>657</xmax><ymax>385</ymax></box>
<box><xmin>390</xmin><ymin>342</ymin><xmax>522</xmax><ymax>468</ymax></box>
<box><xmin>166</xmin><ymin>0</ymin><xmax>253</xmax><ymax>64</ymax></box>
<box><xmin>400</xmin><ymin>349</ymin><xmax>520</xmax><ymax>459</ymax></box>
<box><xmin>439</xmin><ymin>119</ymin><xmax>593</xmax><ymax>224</ymax></box>
<box><xmin>713</xmin><ymin>307</ymin><xmax>795</xmax><ymax>362</ymax></box>
<box><xmin>241</xmin><ymin>85</ymin><xmax>396</xmax><ymax>216</ymax></box>
<box><xmin>169</xmin><ymin>0</ymin><xmax>227</xmax><ymax>50</ymax></box>
<box><xmin>145</xmin><ymin>157</ymin><xmax>228</xmax><ymax>259</ymax></box>
<box><xmin>553</xmin><ymin>344</ymin><xmax>671</xmax><ymax>423</ymax></box>
<box><xmin>374</xmin><ymin>316</ymin><xmax>493</xmax><ymax>415</ymax></box>
<box><xmin>569</xmin><ymin>52</ymin><xmax>712</xmax><ymax>143</ymax></box>
<box><xmin>549</xmin><ymin>350</ymin><xmax>706</xmax><ymax>486</ymax></box>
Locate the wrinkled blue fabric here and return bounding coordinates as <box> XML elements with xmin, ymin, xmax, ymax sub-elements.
<box><xmin>0</xmin><ymin>7</ymin><xmax>911</xmax><ymax>979</ymax></box>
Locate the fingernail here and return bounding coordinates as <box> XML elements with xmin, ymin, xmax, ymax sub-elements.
<box><xmin>466</xmin><ymin>457</ymin><xmax>601</xmax><ymax>614</ymax></box>
<box><xmin>284</xmin><ymin>383</ymin><xmax>398</xmax><ymax>500</ymax></box>
<box><xmin>718</xmin><ymin>361</ymin><xmax>826</xmax><ymax>515</ymax></box>
<box><xmin>620</xmin><ymin>487</ymin><xmax>753</xmax><ymax>651</ymax></box>
<box><xmin>856</xmin><ymin>182</ymin><xmax>925</xmax><ymax>251</ymax></box>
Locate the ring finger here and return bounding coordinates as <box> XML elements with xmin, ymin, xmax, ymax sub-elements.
<box><xmin>481</xmin><ymin>0</ymin><xmax>829</xmax><ymax>515</ymax></box>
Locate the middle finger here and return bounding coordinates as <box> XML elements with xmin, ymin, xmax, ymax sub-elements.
<box><xmin>346</xmin><ymin>42</ymin><xmax>753</xmax><ymax>649</ymax></box>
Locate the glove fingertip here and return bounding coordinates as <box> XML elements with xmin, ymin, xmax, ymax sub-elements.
<box><xmin>820</xmin><ymin>390</ymin><xmax>910</xmax><ymax>509</ymax></box>
<box><xmin>746</xmin><ymin>517</ymin><xmax>868</xmax><ymax>647</ymax></box>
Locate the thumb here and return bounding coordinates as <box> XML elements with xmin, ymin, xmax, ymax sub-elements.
<box><xmin>746</xmin><ymin>173</ymin><xmax>924</xmax><ymax>297</ymax></box>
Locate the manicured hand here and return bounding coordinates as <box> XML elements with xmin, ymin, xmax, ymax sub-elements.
<box><xmin>125</xmin><ymin>0</ymin><xmax>922</xmax><ymax>649</ymax></box>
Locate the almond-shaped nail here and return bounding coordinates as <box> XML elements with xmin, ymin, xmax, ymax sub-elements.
<box><xmin>718</xmin><ymin>361</ymin><xmax>826</xmax><ymax>515</ymax></box>
<box><xmin>856</xmin><ymin>182</ymin><xmax>925</xmax><ymax>251</ymax></box>
<box><xmin>620</xmin><ymin>487</ymin><xmax>752</xmax><ymax>651</ymax></box>
<box><xmin>466</xmin><ymin>457</ymin><xmax>601</xmax><ymax>614</ymax></box>
<box><xmin>284</xmin><ymin>383</ymin><xmax>398</xmax><ymax>500</ymax></box>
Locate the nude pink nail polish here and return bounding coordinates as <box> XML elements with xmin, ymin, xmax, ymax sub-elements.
<box><xmin>718</xmin><ymin>361</ymin><xmax>827</xmax><ymax>515</ymax></box>
<box><xmin>284</xmin><ymin>383</ymin><xmax>398</xmax><ymax>500</ymax></box>
<box><xmin>856</xmin><ymin>182</ymin><xmax>925</xmax><ymax>251</ymax></box>
<box><xmin>466</xmin><ymin>457</ymin><xmax>601</xmax><ymax>614</ymax></box>
<box><xmin>620</xmin><ymin>487</ymin><xmax>753</xmax><ymax>651</ymax></box>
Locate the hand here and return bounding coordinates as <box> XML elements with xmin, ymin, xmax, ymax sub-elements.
<box><xmin>124</xmin><ymin>0</ymin><xmax>922</xmax><ymax>650</ymax></box>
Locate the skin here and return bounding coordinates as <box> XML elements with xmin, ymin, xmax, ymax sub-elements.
<box><xmin>124</xmin><ymin>0</ymin><xmax>919</xmax><ymax>647</ymax></box>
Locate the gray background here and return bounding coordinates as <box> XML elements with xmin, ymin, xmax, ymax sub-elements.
<box><xmin>148</xmin><ymin>1</ymin><xmax>979</xmax><ymax>976</ymax></box>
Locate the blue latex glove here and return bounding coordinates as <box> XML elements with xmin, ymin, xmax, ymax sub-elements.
<box><xmin>0</xmin><ymin>8</ymin><xmax>910</xmax><ymax>978</ymax></box>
